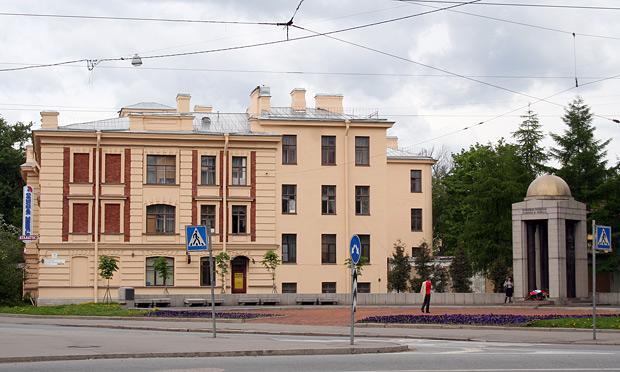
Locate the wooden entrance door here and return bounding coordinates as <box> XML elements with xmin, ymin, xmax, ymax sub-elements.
<box><xmin>231</xmin><ymin>256</ymin><xmax>248</xmax><ymax>293</ymax></box>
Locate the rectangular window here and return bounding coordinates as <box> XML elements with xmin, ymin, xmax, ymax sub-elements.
<box><xmin>104</xmin><ymin>203</ymin><xmax>121</xmax><ymax>234</ymax></box>
<box><xmin>200</xmin><ymin>257</ymin><xmax>215</xmax><ymax>286</ymax></box>
<box><xmin>146</xmin><ymin>204</ymin><xmax>175</xmax><ymax>234</ymax></box>
<box><xmin>412</xmin><ymin>246</ymin><xmax>422</xmax><ymax>257</ymax></box>
<box><xmin>322</xmin><ymin>282</ymin><xmax>336</xmax><ymax>293</ymax></box>
<box><xmin>321</xmin><ymin>185</ymin><xmax>336</xmax><ymax>215</ymax></box>
<box><xmin>358</xmin><ymin>282</ymin><xmax>371</xmax><ymax>293</ymax></box>
<box><xmin>201</xmin><ymin>156</ymin><xmax>216</xmax><ymax>185</ymax></box>
<box><xmin>146</xmin><ymin>257</ymin><xmax>174</xmax><ymax>286</ymax></box>
<box><xmin>73</xmin><ymin>153</ymin><xmax>90</xmax><ymax>183</ymax></box>
<box><xmin>72</xmin><ymin>203</ymin><xmax>89</xmax><ymax>233</ymax></box>
<box><xmin>411</xmin><ymin>208</ymin><xmax>423</xmax><ymax>231</ymax></box>
<box><xmin>321</xmin><ymin>136</ymin><xmax>336</xmax><ymax>165</ymax></box>
<box><xmin>282</xmin><ymin>282</ymin><xmax>297</xmax><ymax>293</ymax></box>
<box><xmin>146</xmin><ymin>155</ymin><xmax>176</xmax><ymax>184</ymax></box>
<box><xmin>282</xmin><ymin>184</ymin><xmax>297</xmax><ymax>214</ymax></box>
<box><xmin>359</xmin><ymin>234</ymin><xmax>370</xmax><ymax>263</ymax></box>
<box><xmin>411</xmin><ymin>170</ymin><xmax>422</xmax><ymax>193</ymax></box>
<box><xmin>231</xmin><ymin>205</ymin><xmax>247</xmax><ymax>234</ymax></box>
<box><xmin>200</xmin><ymin>205</ymin><xmax>216</xmax><ymax>232</ymax></box>
<box><xmin>282</xmin><ymin>234</ymin><xmax>297</xmax><ymax>264</ymax></box>
<box><xmin>104</xmin><ymin>153</ymin><xmax>121</xmax><ymax>183</ymax></box>
<box><xmin>355</xmin><ymin>186</ymin><xmax>370</xmax><ymax>215</ymax></box>
<box><xmin>282</xmin><ymin>135</ymin><xmax>297</xmax><ymax>165</ymax></box>
<box><xmin>231</xmin><ymin>156</ymin><xmax>247</xmax><ymax>185</ymax></box>
<box><xmin>355</xmin><ymin>136</ymin><xmax>370</xmax><ymax>166</ymax></box>
<box><xmin>321</xmin><ymin>234</ymin><xmax>336</xmax><ymax>264</ymax></box>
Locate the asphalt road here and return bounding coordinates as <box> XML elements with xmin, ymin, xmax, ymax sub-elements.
<box><xmin>1</xmin><ymin>327</ymin><xmax>619</xmax><ymax>372</ymax></box>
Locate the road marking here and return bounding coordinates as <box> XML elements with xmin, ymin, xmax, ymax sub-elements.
<box><xmin>348</xmin><ymin>369</ymin><xmax>620</xmax><ymax>372</ymax></box>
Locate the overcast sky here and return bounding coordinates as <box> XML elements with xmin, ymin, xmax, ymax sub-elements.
<box><xmin>0</xmin><ymin>0</ymin><xmax>618</xmax><ymax>164</ymax></box>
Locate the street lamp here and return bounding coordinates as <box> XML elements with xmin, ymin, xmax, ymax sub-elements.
<box><xmin>131</xmin><ymin>54</ymin><xmax>142</xmax><ymax>67</ymax></box>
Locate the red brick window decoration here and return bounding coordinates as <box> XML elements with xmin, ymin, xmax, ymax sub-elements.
<box><xmin>72</xmin><ymin>203</ymin><xmax>89</xmax><ymax>233</ymax></box>
<box><xmin>73</xmin><ymin>153</ymin><xmax>90</xmax><ymax>183</ymax></box>
<box><xmin>104</xmin><ymin>204</ymin><xmax>121</xmax><ymax>234</ymax></box>
<box><xmin>105</xmin><ymin>154</ymin><xmax>122</xmax><ymax>183</ymax></box>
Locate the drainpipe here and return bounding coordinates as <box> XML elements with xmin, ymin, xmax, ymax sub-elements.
<box><xmin>94</xmin><ymin>131</ymin><xmax>101</xmax><ymax>303</ymax></box>
<box><xmin>344</xmin><ymin>119</ymin><xmax>351</xmax><ymax>257</ymax></box>
<box><xmin>222</xmin><ymin>134</ymin><xmax>229</xmax><ymax>293</ymax></box>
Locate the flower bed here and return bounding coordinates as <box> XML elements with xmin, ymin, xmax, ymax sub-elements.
<box><xmin>358</xmin><ymin>313</ymin><xmax>620</xmax><ymax>326</ymax></box>
<box><xmin>147</xmin><ymin>310</ymin><xmax>277</xmax><ymax>319</ymax></box>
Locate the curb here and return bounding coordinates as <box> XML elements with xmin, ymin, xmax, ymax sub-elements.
<box><xmin>357</xmin><ymin>322</ymin><xmax>620</xmax><ymax>333</ymax></box>
<box><xmin>0</xmin><ymin>345</ymin><xmax>409</xmax><ymax>364</ymax></box>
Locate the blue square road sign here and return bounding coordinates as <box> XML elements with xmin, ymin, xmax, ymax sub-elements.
<box><xmin>186</xmin><ymin>225</ymin><xmax>208</xmax><ymax>252</ymax></box>
<box><xmin>595</xmin><ymin>225</ymin><xmax>612</xmax><ymax>251</ymax></box>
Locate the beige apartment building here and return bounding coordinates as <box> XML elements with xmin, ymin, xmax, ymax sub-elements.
<box><xmin>21</xmin><ymin>86</ymin><xmax>433</xmax><ymax>304</ymax></box>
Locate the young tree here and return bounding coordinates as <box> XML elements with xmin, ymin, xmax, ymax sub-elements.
<box><xmin>215</xmin><ymin>251</ymin><xmax>230</xmax><ymax>294</ymax></box>
<box><xmin>550</xmin><ymin>96</ymin><xmax>611</xmax><ymax>206</ymax></box>
<box><xmin>387</xmin><ymin>240</ymin><xmax>411</xmax><ymax>293</ymax></box>
<box><xmin>98</xmin><ymin>255</ymin><xmax>119</xmax><ymax>303</ymax></box>
<box><xmin>0</xmin><ymin>215</ymin><xmax>23</xmax><ymax>305</ymax></box>
<box><xmin>450</xmin><ymin>245</ymin><xmax>472</xmax><ymax>292</ymax></box>
<box><xmin>488</xmin><ymin>257</ymin><xmax>511</xmax><ymax>293</ymax></box>
<box><xmin>410</xmin><ymin>243</ymin><xmax>433</xmax><ymax>291</ymax></box>
<box><xmin>512</xmin><ymin>106</ymin><xmax>548</xmax><ymax>177</ymax></box>
<box><xmin>0</xmin><ymin>117</ymin><xmax>32</xmax><ymax>228</ymax></box>
<box><xmin>153</xmin><ymin>257</ymin><xmax>172</xmax><ymax>295</ymax></box>
<box><xmin>345</xmin><ymin>256</ymin><xmax>369</xmax><ymax>276</ymax></box>
<box><xmin>261</xmin><ymin>250</ymin><xmax>281</xmax><ymax>293</ymax></box>
<box><xmin>432</xmin><ymin>264</ymin><xmax>450</xmax><ymax>293</ymax></box>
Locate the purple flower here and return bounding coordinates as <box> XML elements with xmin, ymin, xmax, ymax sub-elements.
<box><xmin>147</xmin><ymin>310</ymin><xmax>276</xmax><ymax>319</ymax></box>
<box><xmin>358</xmin><ymin>313</ymin><xmax>619</xmax><ymax>326</ymax></box>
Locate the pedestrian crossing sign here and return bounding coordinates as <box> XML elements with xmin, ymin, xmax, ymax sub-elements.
<box><xmin>186</xmin><ymin>225</ymin><xmax>208</xmax><ymax>251</ymax></box>
<box><xmin>595</xmin><ymin>225</ymin><xmax>612</xmax><ymax>251</ymax></box>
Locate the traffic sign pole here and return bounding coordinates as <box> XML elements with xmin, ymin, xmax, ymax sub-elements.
<box><xmin>350</xmin><ymin>264</ymin><xmax>355</xmax><ymax>345</ymax></box>
<box><xmin>349</xmin><ymin>235</ymin><xmax>361</xmax><ymax>346</ymax></box>
<box><xmin>592</xmin><ymin>219</ymin><xmax>597</xmax><ymax>341</ymax></box>
<box><xmin>209</xmin><ymin>232</ymin><xmax>216</xmax><ymax>338</ymax></box>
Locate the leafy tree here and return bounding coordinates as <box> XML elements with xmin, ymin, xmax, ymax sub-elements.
<box><xmin>98</xmin><ymin>255</ymin><xmax>118</xmax><ymax>303</ymax></box>
<box><xmin>387</xmin><ymin>240</ymin><xmax>411</xmax><ymax>293</ymax></box>
<box><xmin>432</xmin><ymin>264</ymin><xmax>450</xmax><ymax>293</ymax></box>
<box><xmin>261</xmin><ymin>250</ymin><xmax>281</xmax><ymax>293</ymax></box>
<box><xmin>512</xmin><ymin>106</ymin><xmax>548</xmax><ymax>177</ymax></box>
<box><xmin>594</xmin><ymin>164</ymin><xmax>620</xmax><ymax>274</ymax></box>
<box><xmin>153</xmin><ymin>257</ymin><xmax>172</xmax><ymax>294</ymax></box>
<box><xmin>345</xmin><ymin>256</ymin><xmax>369</xmax><ymax>276</ymax></box>
<box><xmin>550</xmin><ymin>96</ymin><xmax>611</xmax><ymax>206</ymax></box>
<box><xmin>440</xmin><ymin>140</ymin><xmax>530</xmax><ymax>275</ymax></box>
<box><xmin>215</xmin><ymin>251</ymin><xmax>230</xmax><ymax>294</ymax></box>
<box><xmin>0</xmin><ymin>215</ymin><xmax>23</xmax><ymax>305</ymax></box>
<box><xmin>450</xmin><ymin>245</ymin><xmax>472</xmax><ymax>293</ymax></box>
<box><xmin>410</xmin><ymin>242</ymin><xmax>433</xmax><ymax>291</ymax></box>
<box><xmin>488</xmin><ymin>257</ymin><xmax>511</xmax><ymax>293</ymax></box>
<box><xmin>0</xmin><ymin>117</ymin><xmax>32</xmax><ymax>228</ymax></box>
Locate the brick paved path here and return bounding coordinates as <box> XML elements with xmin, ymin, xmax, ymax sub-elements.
<box><xmin>241</xmin><ymin>306</ymin><xmax>617</xmax><ymax>326</ymax></box>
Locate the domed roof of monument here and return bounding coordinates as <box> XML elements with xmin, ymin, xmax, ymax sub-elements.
<box><xmin>526</xmin><ymin>174</ymin><xmax>572</xmax><ymax>198</ymax></box>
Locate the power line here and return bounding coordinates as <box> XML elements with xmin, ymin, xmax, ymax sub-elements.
<box><xmin>404</xmin><ymin>1</ymin><xmax>620</xmax><ymax>40</ymax></box>
<box><xmin>0</xmin><ymin>11</ymin><xmax>286</xmax><ymax>26</ymax></box>
<box><xmin>396</xmin><ymin>0</ymin><xmax>620</xmax><ymax>11</ymax></box>
<box><xmin>0</xmin><ymin>0</ymin><xmax>480</xmax><ymax>72</ymax></box>
<box><xmin>292</xmin><ymin>24</ymin><xmax>619</xmax><ymax>124</ymax></box>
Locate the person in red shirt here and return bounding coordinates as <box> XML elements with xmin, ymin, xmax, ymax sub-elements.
<box><xmin>420</xmin><ymin>279</ymin><xmax>432</xmax><ymax>313</ymax></box>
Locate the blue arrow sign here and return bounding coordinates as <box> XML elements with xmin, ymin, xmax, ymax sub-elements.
<box><xmin>595</xmin><ymin>225</ymin><xmax>612</xmax><ymax>251</ymax></box>
<box><xmin>186</xmin><ymin>225</ymin><xmax>208</xmax><ymax>252</ymax></box>
<box><xmin>350</xmin><ymin>235</ymin><xmax>361</xmax><ymax>265</ymax></box>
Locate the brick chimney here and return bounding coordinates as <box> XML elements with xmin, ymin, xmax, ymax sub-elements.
<box><xmin>315</xmin><ymin>94</ymin><xmax>343</xmax><ymax>114</ymax></box>
<box><xmin>40</xmin><ymin>111</ymin><xmax>59</xmax><ymax>129</ymax></box>
<box><xmin>176</xmin><ymin>93</ymin><xmax>191</xmax><ymax>113</ymax></box>
<box><xmin>194</xmin><ymin>105</ymin><xmax>213</xmax><ymax>113</ymax></box>
<box><xmin>290</xmin><ymin>88</ymin><xmax>306</xmax><ymax>111</ymax></box>
<box><xmin>248</xmin><ymin>85</ymin><xmax>271</xmax><ymax>117</ymax></box>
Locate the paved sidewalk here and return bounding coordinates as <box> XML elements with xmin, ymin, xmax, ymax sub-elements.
<box><xmin>2</xmin><ymin>312</ymin><xmax>619</xmax><ymax>346</ymax></box>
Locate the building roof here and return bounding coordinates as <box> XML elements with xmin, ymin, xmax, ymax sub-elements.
<box><xmin>387</xmin><ymin>147</ymin><xmax>434</xmax><ymax>161</ymax></box>
<box><xmin>121</xmin><ymin>102</ymin><xmax>175</xmax><ymax>110</ymax></box>
<box><xmin>526</xmin><ymin>174</ymin><xmax>572</xmax><ymax>198</ymax></box>
<box><xmin>261</xmin><ymin>107</ymin><xmax>390</xmax><ymax>122</ymax></box>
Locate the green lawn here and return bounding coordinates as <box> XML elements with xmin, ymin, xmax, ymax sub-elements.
<box><xmin>0</xmin><ymin>303</ymin><xmax>150</xmax><ymax>317</ymax></box>
<box><xmin>528</xmin><ymin>316</ymin><xmax>620</xmax><ymax>329</ymax></box>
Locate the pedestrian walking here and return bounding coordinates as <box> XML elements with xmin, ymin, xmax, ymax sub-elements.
<box><xmin>503</xmin><ymin>277</ymin><xmax>514</xmax><ymax>303</ymax></box>
<box><xmin>420</xmin><ymin>278</ymin><xmax>432</xmax><ymax>313</ymax></box>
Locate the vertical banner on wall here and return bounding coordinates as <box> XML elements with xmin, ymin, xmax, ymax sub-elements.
<box><xmin>20</xmin><ymin>185</ymin><xmax>37</xmax><ymax>241</ymax></box>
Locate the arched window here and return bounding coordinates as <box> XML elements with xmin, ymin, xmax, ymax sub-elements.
<box><xmin>146</xmin><ymin>257</ymin><xmax>174</xmax><ymax>286</ymax></box>
<box><xmin>146</xmin><ymin>204</ymin><xmax>175</xmax><ymax>234</ymax></box>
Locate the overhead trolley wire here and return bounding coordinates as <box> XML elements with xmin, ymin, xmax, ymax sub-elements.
<box><xmin>395</xmin><ymin>0</ymin><xmax>620</xmax><ymax>11</ymax></box>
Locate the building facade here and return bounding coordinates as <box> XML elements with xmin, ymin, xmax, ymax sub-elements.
<box><xmin>21</xmin><ymin>86</ymin><xmax>433</xmax><ymax>304</ymax></box>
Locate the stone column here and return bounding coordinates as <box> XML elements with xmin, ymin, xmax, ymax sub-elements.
<box><xmin>512</xmin><ymin>218</ymin><xmax>528</xmax><ymax>298</ymax></box>
<box><xmin>547</xmin><ymin>217</ymin><xmax>567</xmax><ymax>299</ymax></box>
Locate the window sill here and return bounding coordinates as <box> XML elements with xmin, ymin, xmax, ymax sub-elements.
<box><xmin>282</xmin><ymin>212</ymin><xmax>297</xmax><ymax>215</ymax></box>
<box><xmin>321</xmin><ymin>213</ymin><xmax>337</xmax><ymax>216</ymax></box>
<box><xmin>282</xmin><ymin>262</ymin><xmax>297</xmax><ymax>265</ymax></box>
<box><xmin>103</xmin><ymin>182</ymin><xmax>123</xmax><ymax>185</ymax></box>
<box><xmin>282</xmin><ymin>162</ymin><xmax>297</xmax><ymax>166</ymax></box>
<box><xmin>70</xmin><ymin>232</ymin><xmax>90</xmax><ymax>235</ymax></box>
<box><xmin>230</xmin><ymin>233</ymin><xmax>249</xmax><ymax>236</ymax></box>
<box><xmin>355</xmin><ymin>213</ymin><xmax>371</xmax><ymax>216</ymax></box>
<box><xmin>355</xmin><ymin>164</ymin><xmax>370</xmax><ymax>167</ymax></box>
<box><xmin>144</xmin><ymin>183</ymin><xmax>179</xmax><ymax>186</ymax></box>
<box><xmin>321</xmin><ymin>262</ymin><xmax>338</xmax><ymax>265</ymax></box>
<box><xmin>321</xmin><ymin>164</ymin><xmax>337</xmax><ymax>166</ymax></box>
<box><xmin>144</xmin><ymin>233</ymin><xmax>180</xmax><ymax>236</ymax></box>
<box><xmin>102</xmin><ymin>232</ymin><xmax>123</xmax><ymax>235</ymax></box>
<box><xmin>229</xmin><ymin>184</ymin><xmax>250</xmax><ymax>188</ymax></box>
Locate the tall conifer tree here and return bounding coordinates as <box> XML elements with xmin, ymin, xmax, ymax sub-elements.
<box><xmin>550</xmin><ymin>97</ymin><xmax>610</xmax><ymax>206</ymax></box>
<box><xmin>512</xmin><ymin>106</ymin><xmax>548</xmax><ymax>177</ymax></box>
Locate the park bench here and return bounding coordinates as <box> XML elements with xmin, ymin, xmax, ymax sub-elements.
<box><xmin>206</xmin><ymin>297</ymin><xmax>225</xmax><ymax>306</ymax></box>
<box><xmin>183</xmin><ymin>298</ymin><xmax>207</xmax><ymax>307</ymax></box>
<box><xmin>260</xmin><ymin>297</ymin><xmax>280</xmax><ymax>305</ymax></box>
<box><xmin>318</xmin><ymin>294</ymin><xmax>338</xmax><ymax>305</ymax></box>
<box><xmin>237</xmin><ymin>296</ymin><xmax>260</xmax><ymax>305</ymax></box>
<box><xmin>152</xmin><ymin>298</ymin><xmax>172</xmax><ymax>307</ymax></box>
<box><xmin>134</xmin><ymin>299</ymin><xmax>153</xmax><ymax>308</ymax></box>
<box><xmin>295</xmin><ymin>295</ymin><xmax>317</xmax><ymax>305</ymax></box>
